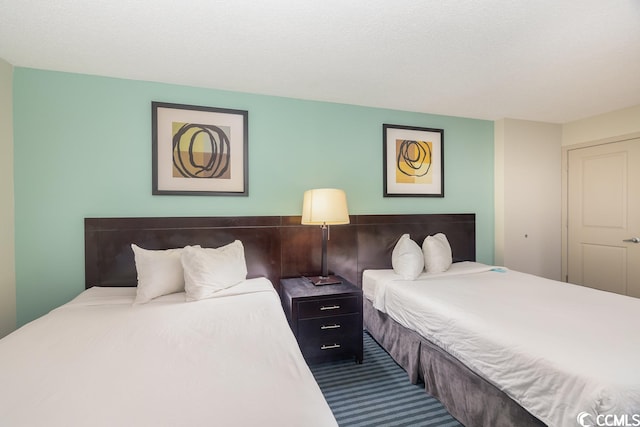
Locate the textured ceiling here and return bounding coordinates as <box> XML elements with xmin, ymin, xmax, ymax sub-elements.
<box><xmin>1</xmin><ymin>0</ymin><xmax>639</xmax><ymax>123</ymax></box>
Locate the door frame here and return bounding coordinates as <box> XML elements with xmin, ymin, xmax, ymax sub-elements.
<box><xmin>561</xmin><ymin>131</ymin><xmax>640</xmax><ymax>283</ymax></box>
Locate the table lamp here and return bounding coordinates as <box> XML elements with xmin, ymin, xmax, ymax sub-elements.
<box><xmin>301</xmin><ymin>188</ymin><xmax>350</xmax><ymax>285</ymax></box>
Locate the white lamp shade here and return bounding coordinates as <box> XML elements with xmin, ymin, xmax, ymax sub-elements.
<box><xmin>301</xmin><ymin>188</ymin><xmax>350</xmax><ymax>225</ymax></box>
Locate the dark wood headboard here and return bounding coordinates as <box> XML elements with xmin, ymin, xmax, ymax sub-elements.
<box><xmin>85</xmin><ymin>214</ymin><xmax>475</xmax><ymax>291</ymax></box>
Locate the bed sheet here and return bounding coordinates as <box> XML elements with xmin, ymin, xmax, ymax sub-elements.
<box><xmin>363</xmin><ymin>264</ymin><xmax>640</xmax><ymax>427</ymax></box>
<box><xmin>0</xmin><ymin>278</ymin><xmax>337</xmax><ymax>427</ymax></box>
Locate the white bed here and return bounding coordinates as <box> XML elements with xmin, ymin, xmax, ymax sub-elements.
<box><xmin>364</xmin><ymin>262</ymin><xmax>640</xmax><ymax>427</ymax></box>
<box><xmin>0</xmin><ymin>278</ymin><xmax>337</xmax><ymax>427</ymax></box>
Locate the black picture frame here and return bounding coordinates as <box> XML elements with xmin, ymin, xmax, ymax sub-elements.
<box><xmin>152</xmin><ymin>101</ymin><xmax>248</xmax><ymax>196</ymax></box>
<box><xmin>383</xmin><ymin>123</ymin><xmax>444</xmax><ymax>197</ymax></box>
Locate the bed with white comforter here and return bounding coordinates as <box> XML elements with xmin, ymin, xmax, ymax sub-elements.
<box><xmin>364</xmin><ymin>262</ymin><xmax>640</xmax><ymax>427</ymax></box>
<box><xmin>0</xmin><ymin>278</ymin><xmax>337</xmax><ymax>427</ymax></box>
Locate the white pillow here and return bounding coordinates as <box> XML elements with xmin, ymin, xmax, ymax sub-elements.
<box><xmin>132</xmin><ymin>244</ymin><xmax>194</xmax><ymax>304</ymax></box>
<box><xmin>422</xmin><ymin>233</ymin><xmax>452</xmax><ymax>273</ymax></box>
<box><xmin>182</xmin><ymin>241</ymin><xmax>248</xmax><ymax>301</ymax></box>
<box><xmin>391</xmin><ymin>234</ymin><xmax>425</xmax><ymax>280</ymax></box>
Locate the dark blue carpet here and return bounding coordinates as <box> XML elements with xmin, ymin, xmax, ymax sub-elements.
<box><xmin>309</xmin><ymin>332</ymin><xmax>463</xmax><ymax>427</ymax></box>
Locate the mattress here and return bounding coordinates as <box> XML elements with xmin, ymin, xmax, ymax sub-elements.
<box><xmin>363</xmin><ymin>263</ymin><xmax>640</xmax><ymax>427</ymax></box>
<box><xmin>0</xmin><ymin>278</ymin><xmax>337</xmax><ymax>427</ymax></box>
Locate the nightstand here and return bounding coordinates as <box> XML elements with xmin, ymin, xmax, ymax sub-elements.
<box><xmin>280</xmin><ymin>276</ymin><xmax>363</xmax><ymax>364</ymax></box>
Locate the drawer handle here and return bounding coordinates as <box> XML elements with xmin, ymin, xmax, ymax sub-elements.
<box><xmin>321</xmin><ymin>343</ymin><xmax>341</xmax><ymax>350</ymax></box>
<box><xmin>320</xmin><ymin>305</ymin><xmax>340</xmax><ymax>311</ymax></box>
<box><xmin>321</xmin><ymin>324</ymin><xmax>341</xmax><ymax>330</ymax></box>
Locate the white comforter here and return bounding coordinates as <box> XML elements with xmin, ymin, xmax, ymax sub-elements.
<box><xmin>0</xmin><ymin>278</ymin><xmax>337</xmax><ymax>427</ymax></box>
<box><xmin>364</xmin><ymin>263</ymin><xmax>640</xmax><ymax>427</ymax></box>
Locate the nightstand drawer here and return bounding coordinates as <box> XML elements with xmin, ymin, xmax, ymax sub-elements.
<box><xmin>298</xmin><ymin>296</ymin><xmax>360</xmax><ymax>319</ymax></box>
<box><xmin>298</xmin><ymin>314</ymin><xmax>361</xmax><ymax>360</ymax></box>
<box><xmin>298</xmin><ymin>313</ymin><xmax>360</xmax><ymax>340</ymax></box>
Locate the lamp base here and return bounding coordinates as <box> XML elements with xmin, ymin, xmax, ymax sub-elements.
<box><xmin>305</xmin><ymin>275</ymin><xmax>343</xmax><ymax>286</ymax></box>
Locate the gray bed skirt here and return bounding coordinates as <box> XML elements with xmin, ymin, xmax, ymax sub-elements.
<box><xmin>363</xmin><ymin>298</ymin><xmax>547</xmax><ymax>427</ymax></box>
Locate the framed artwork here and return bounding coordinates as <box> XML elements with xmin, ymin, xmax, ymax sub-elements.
<box><xmin>152</xmin><ymin>102</ymin><xmax>248</xmax><ymax>196</ymax></box>
<box><xmin>383</xmin><ymin>124</ymin><xmax>444</xmax><ymax>197</ymax></box>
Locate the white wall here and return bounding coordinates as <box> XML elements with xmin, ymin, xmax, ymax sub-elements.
<box><xmin>562</xmin><ymin>105</ymin><xmax>640</xmax><ymax>146</ymax></box>
<box><xmin>0</xmin><ymin>57</ymin><xmax>16</xmax><ymax>337</ymax></box>
<box><xmin>494</xmin><ymin>120</ymin><xmax>506</xmax><ymax>266</ymax></box>
<box><xmin>495</xmin><ymin>119</ymin><xmax>562</xmax><ymax>280</ymax></box>
<box><xmin>497</xmin><ymin>105</ymin><xmax>640</xmax><ymax>282</ymax></box>
<box><xmin>560</xmin><ymin>104</ymin><xmax>640</xmax><ymax>281</ymax></box>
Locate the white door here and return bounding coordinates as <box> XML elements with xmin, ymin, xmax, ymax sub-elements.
<box><xmin>567</xmin><ymin>138</ymin><xmax>640</xmax><ymax>297</ymax></box>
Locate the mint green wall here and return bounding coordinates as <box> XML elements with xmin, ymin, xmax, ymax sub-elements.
<box><xmin>13</xmin><ymin>68</ymin><xmax>494</xmax><ymax>325</ymax></box>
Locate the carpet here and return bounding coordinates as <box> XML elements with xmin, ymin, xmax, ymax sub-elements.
<box><xmin>309</xmin><ymin>332</ymin><xmax>463</xmax><ymax>427</ymax></box>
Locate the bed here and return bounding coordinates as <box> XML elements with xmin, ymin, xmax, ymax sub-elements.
<box><xmin>0</xmin><ymin>216</ymin><xmax>338</xmax><ymax>427</ymax></box>
<box><xmin>359</xmin><ymin>219</ymin><xmax>640</xmax><ymax>427</ymax></box>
